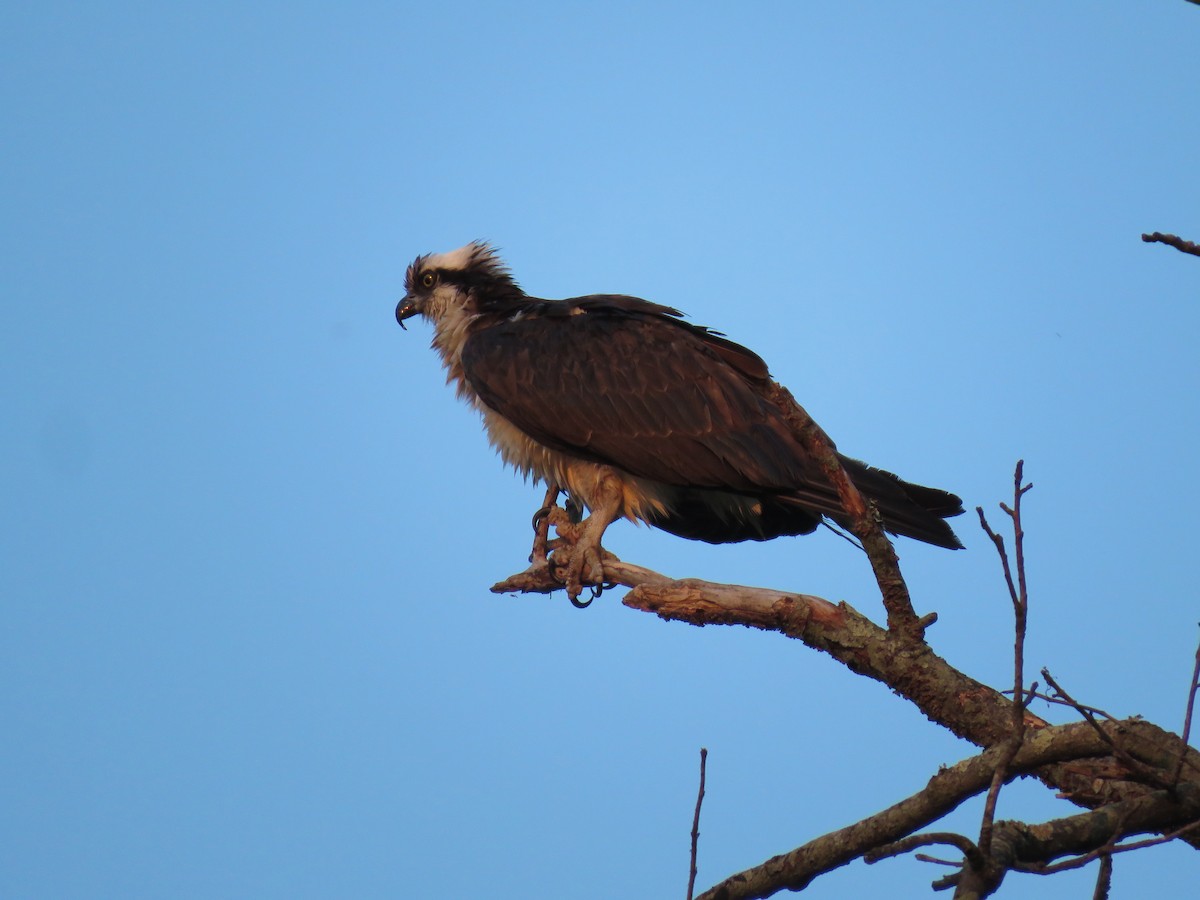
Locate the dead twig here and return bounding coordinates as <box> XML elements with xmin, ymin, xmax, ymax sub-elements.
<box><xmin>865</xmin><ymin>832</ymin><xmax>984</xmax><ymax>870</ymax></box>
<box><xmin>687</xmin><ymin>748</ymin><xmax>708</xmax><ymax>900</ymax></box>
<box><xmin>915</xmin><ymin>853</ymin><xmax>966</xmax><ymax>867</ymax></box>
<box><xmin>1142</xmin><ymin>232</ymin><xmax>1200</xmax><ymax>258</ymax></box>
<box><xmin>1042</xmin><ymin>668</ymin><xmax>1175</xmax><ymax>791</ymax></box>
<box><xmin>1092</xmin><ymin>852</ymin><xmax>1112</xmax><ymax>900</ymax></box>
<box><xmin>976</xmin><ymin>462</ymin><xmax>1033</xmax><ymax>871</ymax></box>
<box><xmin>1011</xmin><ymin>689</ymin><xmax>1113</xmax><ymax>719</ymax></box>
<box><xmin>1174</xmin><ymin>627</ymin><xmax>1200</xmax><ymax>786</ymax></box>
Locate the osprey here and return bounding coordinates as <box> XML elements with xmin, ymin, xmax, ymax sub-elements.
<box><xmin>397</xmin><ymin>242</ymin><xmax>963</xmax><ymax>600</ymax></box>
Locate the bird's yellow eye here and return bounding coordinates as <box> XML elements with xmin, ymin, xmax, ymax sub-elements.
<box><xmin>421</xmin><ymin>271</ymin><xmax>436</xmax><ymax>288</ymax></box>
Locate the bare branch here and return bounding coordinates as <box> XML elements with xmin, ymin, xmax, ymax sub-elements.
<box><xmin>1092</xmin><ymin>853</ymin><xmax>1112</xmax><ymax>900</ymax></box>
<box><xmin>915</xmin><ymin>853</ymin><xmax>965</xmax><ymax>867</ymax></box>
<box><xmin>977</xmin><ymin>738</ymin><xmax>1022</xmax><ymax>870</ymax></box>
<box><xmin>617</xmin><ymin>572</ymin><xmax>1200</xmax><ymax>898</ymax></box>
<box><xmin>974</xmin><ymin>509</ymin><xmax>1018</xmax><ymax>622</ymax></box>
<box><xmin>1142</xmin><ymin>231</ymin><xmax>1200</xmax><ymax>257</ymax></box>
<box><xmin>492</xmin><ymin>558</ymin><xmax>671</xmax><ymax>594</ymax></box>
<box><xmin>688</xmin><ymin>748</ymin><xmax>708</xmax><ymax>900</ymax></box>
<box><xmin>494</xmin><ymin>484</ymin><xmax>1200</xmax><ymax>897</ymax></box>
<box><xmin>1042</xmin><ymin>668</ymin><xmax>1176</xmax><ymax>790</ymax></box>
<box><xmin>1175</xmin><ymin>626</ymin><xmax>1200</xmax><ymax>785</ymax></box>
<box><xmin>621</xmin><ymin>574</ymin><xmax>1200</xmax><ymax>787</ymax></box>
<box><xmin>997</xmin><ymin>783</ymin><xmax>1200</xmax><ymax>877</ymax></box>
<box><xmin>694</xmin><ymin>722</ymin><xmax>1143</xmax><ymax>900</ymax></box>
<box><xmin>865</xmin><ymin>832</ymin><xmax>982</xmax><ymax>869</ymax></box>
<box><xmin>976</xmin><ymin>463</ymin><xmax>1033</xmax><ymax>868</ymax></box>
<box><xmin>1011</xmin><ymin>809</ymin><xmax>1200</xmax><ymax>876</ymax></box>
<box><xmin>867</xmin><ymin>791</ymin><xmax>1200</xmax><ymax>900</ymax></box>
<box><xmin>944</xmin><ymin>463</ymin><xmax>1036</xmax><ymax>897</ymax></box>
<box><xmin>940</xmin><ymin>786</ymin><xmax>1200</xmax><ymax>897</ymax></box>
<box><xmin>1013</xmin><ymin>689</ymin><xmax>1114</xmax><ymax>719</ymax></box>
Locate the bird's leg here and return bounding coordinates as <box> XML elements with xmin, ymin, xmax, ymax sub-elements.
<box><xmin>556</xmin><ymin>475</ymin><xmax>622</xmax><ymax>604</ymax></box>
<box><xmin>529</xmin><ymin>482</ymin><xmax>562</xmax><ymax>569</ymax></box>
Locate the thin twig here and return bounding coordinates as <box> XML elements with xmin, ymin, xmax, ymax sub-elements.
<box><xmin>915</xmin><ymin>853</ymin><xmax>965</xmax><ymax>867</ymax></box>
<box><xmin>1092</xmin><ymin>818</ymin><xmax>1200</xmax><ymax>856</ymax></box>
<box><xmin>865</xmin><ymin>832</ymin><xmax>984</xmax><ymax>869</ymax></box>
<box><xmin>977</xmin><ymin>462</ymin><xmax>1033</xmax><ymax>866</ymax></box>
<box><xmin>978</xmin><ymin>740</ymin><xmax>1020</xmax><ymax>866</ymax></box>
<box><xmin>1041</xmin><ymin>670</ymin><xmax>1108</xmax><ymax>739</ymax></box>
<box><xmin>1174</xmin><ymin>627</ymin><xmax>1200</xmax><ymax>786</ymax></box>
<box><xmin>1042</xmin><ymin>668</ymin><xmax>1174</xmax><ymax>790</ymax></box>
<box><xmin>1009</xmin><ymin>688</ymin><xmax>1114</xmax><ymax>719</ymax></box>
<box><xmin>974</xmin><ymin>511</ymin><xmax>1011</xmax><ymax>600</ymax></box>
<box><xmin>931</xmin><ymin>871</ymin><xmax>960</xmax><ymax>892</ymax></box>
<box><xmin>1142</xmin><ymin>232</ymin><xmax>1200</xmax><ymax>258</ymax></box>
<box><xmin>687</xmin><ymin>748</ymin><xmax>707</xmax><ymax>900</ymax></box>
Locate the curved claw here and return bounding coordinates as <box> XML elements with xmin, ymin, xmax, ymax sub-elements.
<box><xmin>569</xmin><ymin>591</ymin><xmax>594</xmax><ymax>609</ymax></box>
<box><xmin>531</xmin><ymin>506</ymin><xmax>553</xmax><ymax>532</ymax></box>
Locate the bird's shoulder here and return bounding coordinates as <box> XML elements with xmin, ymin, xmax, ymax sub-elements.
<box><xmin>463</xmin><ymin>294</ymin><xmax>771</xmax><ymax>383</ymax></box>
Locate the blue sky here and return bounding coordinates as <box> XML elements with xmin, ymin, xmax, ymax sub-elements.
<box><xmin>3</xmin><ymin>3</ymin><xmax>1199</xmax><ymax>897</ymax></box>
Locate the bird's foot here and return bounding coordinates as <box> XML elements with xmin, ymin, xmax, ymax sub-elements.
<box><xmin>525</xmin><ymin>503</ymin><xmax>618</xmax><ymax>606</ymax></box>
<box><xmin>550</xmin><ymin>518</ymin><xmax>618</xmax><ymax>607</ymax></box>
<box><xmin>560</xmin><ymin>545</ymin><xmax>617</xmax><ymax>608</ymax></box>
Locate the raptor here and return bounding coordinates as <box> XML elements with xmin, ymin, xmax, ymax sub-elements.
<box><xmin>396</xmin><ymin>242</ymin><xmax>963</xmax><ymax>601</ymax></box>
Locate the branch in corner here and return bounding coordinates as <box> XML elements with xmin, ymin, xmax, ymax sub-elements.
<box><xmin>688</xmin><ymin>748</ymin><xmax>707</xmax><ymax>900</ymax></box>
<box><xmin>971</xmin><ymin>461</ymin><xmax>1034</xmax><ymax>890</ymax></box>
<box><xmin>1175</xmin><ymin>627</ymin><xmax>1200</xmax><ymax>786</ymax></box>
<box><xmin>1141</xmin><ymin>231</ymin><xmax>1200</xmax><ymax>257</ymax></box>
<box><xmin>695</xmin><ymin>722</ymin><xmax>1174</xmax><ymax>900</ymax></box>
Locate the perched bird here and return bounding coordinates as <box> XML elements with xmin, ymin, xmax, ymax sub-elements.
<box><xmin>396</xmin><ymin>242</ymin><xmax>963</xmax><ymax>599</ymax></box>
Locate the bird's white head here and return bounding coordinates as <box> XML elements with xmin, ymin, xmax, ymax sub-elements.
<box><xmin>396</xmin><ymin>241</ymin><xmax>520</xmax><ymax>331</ymax></box>
<box><xmin>396</xmin><ymin>241</ymin><xmax>526</xmax><ymax>383</ymax></box>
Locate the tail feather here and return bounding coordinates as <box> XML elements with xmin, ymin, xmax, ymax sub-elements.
<box><xmin>831</xmin><ymin>456</ymin><xmax>964</xmax><ymax>549</ymax></box>
<box><xmin>644</xmin><ymin>457</ymin><xmax>964</xmax><ymax>549</ymax></box>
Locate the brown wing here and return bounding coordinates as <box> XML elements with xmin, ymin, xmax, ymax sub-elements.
<box><xmin>461</xmin><ymin>303</ymin><xmax>964</xmax><ymax>549</ymax></box>
<box><xmin>460</xmin><ymin>308</ymin><xmax>813</xmax><ymax>493</ymax></box>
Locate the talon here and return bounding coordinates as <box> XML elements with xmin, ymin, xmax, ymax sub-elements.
<box><xmin>528</xmin><ymin>477</ymin><xmax>622</xmax><ymax>609</ymax></box>
<box><xmin>582</xmin><ymin>547</ymin><xmax>605</xmax><ymax>585</ymax></box>
<box><xmin>531</xmin><ymin>506</ymin><xmax>553</xmax><ymax>532</ymax></box>
<box><xmin>558</xmin><ymin>541</ymin><xmax>606</xmax><ymax>606</ymax></box>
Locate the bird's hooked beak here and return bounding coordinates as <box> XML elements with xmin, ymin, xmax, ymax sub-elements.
<box><xmin>395</xmin><ymin>294</ymin><xmax>420</xmax><ymax>330</ymax></box>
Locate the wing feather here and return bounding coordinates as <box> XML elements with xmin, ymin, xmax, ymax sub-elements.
<box><xmin>459</xmin><ymin>302</ymin><xmax>964</xmax><ymax>548</ymax></box>
<box><xmin>460</xmin><ymin>310</ymin><xmax>809</xmax><ymax>492</ymax></box>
